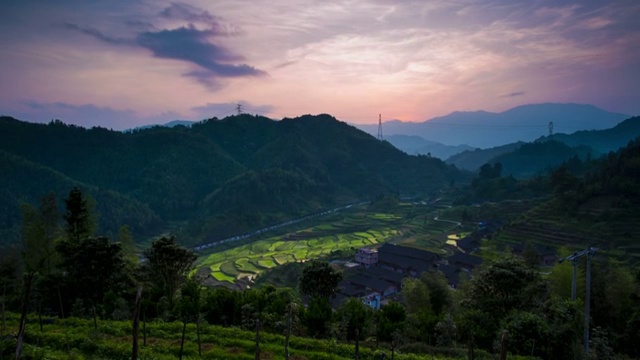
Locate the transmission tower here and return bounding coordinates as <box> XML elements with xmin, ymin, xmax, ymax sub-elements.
<box><xmin>549</xmin><ymin>121</ymin><xmax>554</xmax><ymax>136</ymax></box>
<box><xmin>377</xmin><ymin>114</ymin><xmax>383</xmax><ymax>141</ymax></box>
<box><xmin>237</xmin><ymin>104</ymin><xmax>243</xmax><ymax>115</ymax></box>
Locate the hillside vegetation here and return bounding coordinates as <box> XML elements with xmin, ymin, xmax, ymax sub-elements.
<box><xmin>0</xmin><ymin>115</ymin><xmax>462</xmax><ymax>246</ymax></box>
<box><xmin>494</xmin><ymin>136</ymin><xmax>640</xmax><ymax>268</ymax></box>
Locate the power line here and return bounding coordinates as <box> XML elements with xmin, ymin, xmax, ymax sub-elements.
<box><xmin>559</xmin><ymin>247</ymin><xmax>601</xmax><ymax>355</ymax></box>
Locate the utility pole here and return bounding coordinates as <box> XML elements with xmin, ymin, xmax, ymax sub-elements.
<box><xmin>559</xmin><ymin>246</ymin><xmax>600</xmax><ymax>354</ymax></box>
<box><xmin>377</xmin><ymin>114</ymin><xmax>383</xmax><ymax>141</ymax></box>
<box><xmin>237</xmin><ymin>104</ymin><xmax>243</xmax><ymax>115</ymax></box>
<box><xmin>549</xmin><ymin>121</ymin><xmax>554</xmax><ymax>137</ymax></box>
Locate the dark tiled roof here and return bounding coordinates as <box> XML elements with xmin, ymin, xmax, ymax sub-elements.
<box><xmin>340</xmin><ymin>282</ymin><xmax>366</xmax><ymax>297</ymax></box>
<box><xmin>365</xmin><ymin>267</ymin><xmax>405</xmax><ymax>285</ymax></box>
<box><xmin>378</xmin><ymin>243</ymin><xmax>440</xmax><ymax>262</ymax></box>
<box><xmin>365</xmin><ymin>278</ymin><xmax>396</xmax><ymax>293</ymax></box>
<box><xmin>448</xmin><ymin>252</ymin><xmax>483</xmax><ymax>268</ymax></box>
<box><xmin>437</xmin><ymin>264</ymin><xmax>460</xmax><ymax>287</ymax></box>
<box><xmin>346</xmin><ymin>274</ymin><xmax>372</xmax><ymax>287</ymax></box>
<box><xmin>378</xmin><ymin>252</ymin><xmax>431</xmax><ymax>273</ymax></box>
<box><xmin>457</xmin><ymin>235</ymin><xmax>481</xmax><ymax>251</ymax></box>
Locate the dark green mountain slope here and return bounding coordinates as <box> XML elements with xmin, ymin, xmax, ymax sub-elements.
<box><xmin>446</xmin><ymin>142</ymin><xmax>523</xmax><ymax>171</ymax></box>
<box><xmin>0</xmin><ymin>150</ymin><xmax>162</xmax><ymax>245</ymax></box>
<box><xmin>0</xmin><ymin>114</ymin><xmax>461</xmax><ymax>246</ymax></box>
<box><xmin>189</xmin><ymin>114</ymin><xmax>461</xmax><ymax>241</ymax></box>
<box><xmin>496</xmin><ymin>137</ymin><xmax>640</xmax><ymax>267</ymax></box>
<box><xmin>447</xmin><ymin>116</ymin><xmax>640</xmax><ymax>175</ymax></box>
<box><xmin>543</xmin><ymin>115</ymin><xmax>640</xmax><ymax>156</ymax></box>
<box><xmin>489</xmin><ymin>140</ymin><xmax>593</xmax><ymax>179</ymax></box>
<box><xmin>0</xmin><ymin>117</ymin><xmax>246</xmax><ymax>218</ymax></box>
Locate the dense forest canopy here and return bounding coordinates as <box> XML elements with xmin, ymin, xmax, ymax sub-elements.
<box><xmin>0</xmin><ymin>115</ymin><xmax>463</xmax><ymax>246</ymax></box>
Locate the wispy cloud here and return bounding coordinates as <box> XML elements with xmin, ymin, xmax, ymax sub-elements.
<box><xmin>63</xmin><ymin>23</ymin><xmax>131</xmax><ymax>45</ymax></box>
<box><xmin>136</xmin><ymin>25</ymin><xmax>265</xmax><ymax>78</ymax></box>
<box><xmin>501</xmin><ymin>91</ymin><xmax>525</xmax><ymax>98</ymax></box>
<box><xmin>63</xmin><ymin>3</ymin><xmax>265</xmax><ymax>88</ymax></box>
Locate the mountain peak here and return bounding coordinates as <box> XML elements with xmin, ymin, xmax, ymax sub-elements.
<box><xmin>355</xmin><ymin>103</ymin><xmax>630</xmax><ymax>148</ymax></box>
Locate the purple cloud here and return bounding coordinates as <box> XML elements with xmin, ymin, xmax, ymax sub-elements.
<box><xmin>136</xmin><ymin>25</ymin><xmax>265</xmax><ymax>78</ymax></box>
<box><xmin>160</xmin><ymin>3</ymin><xmax>217</xmax><ymax>26</ymax></box>
<box><xmin>63</xmin><ymin>22</ymin><xmax>130</xmax><ymax>45</ymax></box>
<box><xmin>501</xmin><ymin>91</ymin><xmax>525</xmax><ymax>98</ymax></box>
<box><xmin>63</xmin><ymin>3</ymin><xmax>265</xmax><ymax>85</ymax></box>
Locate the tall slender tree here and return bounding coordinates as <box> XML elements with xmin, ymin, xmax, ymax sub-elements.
<box><xmin>14</xmin><ymin>195</ymin><xmax>61</xmax><ymax>360</ymax></box>
<box><xmin>143</xmin><ymin>236</ymin><xmax>197</xmax><ymax>309</ymax></box>
<box><xmin>63</xmin><ymin>187</ymin><xmax>95</xmax><ymax>243</ymax></box>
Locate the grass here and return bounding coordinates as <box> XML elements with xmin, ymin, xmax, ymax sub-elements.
<box><xmin>1</xmin><ymin>312</ymin><xmax>469</xmax><ymax>360</ymax></box>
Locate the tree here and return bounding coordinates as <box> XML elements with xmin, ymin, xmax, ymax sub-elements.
<box><xmin>377</xmin><ymin>302</ymin><xmax>406</xmax><ymax>360</ymax></box>
<box><xmin>421</xmin><ymin>271</ymin><xmax>452</xmax><ymax>316</ymax></box>
<box><xmin>435</xmin><ymin>313</ymin><xmax>457</xmax><ymax>347</ymax></box>
<box><xmin>118</xmin><ymin>225</ymin><xmax>137</xmax><ymax>264</ymax></box>
<box><xmin>299</xmin><ymin>260</ymin><xmax>342</xmax><ymax>300</ymax></box>
<box><xmin>284</xmin><ymin>298</ymin><xmax>300</xmax><ymax>360</ymax></box>
<box><xmin>63</xmin><ymin>187</ymin><xmax>95</xmax><ymax>243</ymax></box>
<box><xmin>503</xmin><ymin>311</ymin><xmax>550</xmax><ymax>357</ymax></box>
<box><xmin>57</xmin><ymin>236</ymin><xmax>128</xmax><ymax>329</ymax></box>
<box><xmin>522</xmin><ymin>242</ymin><xmax>540</xmax><ymax>269</ymax></box>
<box><xmin>401</xmin><ymin>277</ymin><xmax>431</xmax><ymax>315</ymax></box>
<box><xmin>548</xmin><ymin>247</ymin><xmax>584</xmax><ymax>300</ymax></box>
<box><xmin>143</xmin><ymin>236</ymin><xmax>197</xmax><ymax>309</ymax></box>
<box><xmin>14</xmin><ymin>195</ymin><xmax>61</xmax><ymax>359</ymax></box>
<box><xmin>465</xmin><ymin>256</ymin><xmax>545</xmax><ymax>316</ymax></box>
<box><xmin>176</xmin><ymin>277</ymin><xmax>202</xmax><ymax>360</ymax></box>
<box><xmin>336</xmin><ymin>298</ymin><xmax>372</xmax><ymax>360</ymax></box>
<box><xmin>303</xmin><ymin>297</ymin><xmax>333</xmax><ymax>338</ymax></box>
<box><xmin>458</xmin><ymin>309</ymin><xmax>496</xmax><ymax>359</ymax></box>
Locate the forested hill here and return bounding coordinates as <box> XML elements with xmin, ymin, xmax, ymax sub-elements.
<box><xmin>0</xmin><ymin>115</ymin><xmax>462</xmax><ymax>246</ymax></box>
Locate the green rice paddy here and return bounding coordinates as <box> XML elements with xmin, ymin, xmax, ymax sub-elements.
<box><xmin>197</xmin><ymin>201</ymin><xmax>462</xmax><ymax>284</ymax></box>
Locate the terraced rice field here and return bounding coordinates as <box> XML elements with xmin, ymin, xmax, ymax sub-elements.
<box><xmin>196</xmin><ymin>201</ymin><xmax>486</xmax><ymax>284</ymax></box>
<box><xmin>199</xmin><ymin>213</ymin><xmax>401</xmax><ymax>283</ymax></box>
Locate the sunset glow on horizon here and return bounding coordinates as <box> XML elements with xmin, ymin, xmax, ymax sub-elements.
<box><xmin>1</xmin><ymin>0</ymin><xmax>638</xmax><ymax>129</ymax></box>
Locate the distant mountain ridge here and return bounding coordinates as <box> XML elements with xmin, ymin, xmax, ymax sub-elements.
<box><xmin>356</xmin><ymin>103</ymin><xmax>629</xmax><ymax>148</ymax></box>
<box><xmin>446</xmin><ymin>116</ymin><xmax>640</xmax><ymax>173</ymax></box>
<box><xmin>385</xmin><ymin>134</ymin><xmax>476</xmax><ymax>159</ymax></box>
<box><xmin>125</xmin><ymin>119</ymin><xmax>196</xmax><ymax>132</ymax></box>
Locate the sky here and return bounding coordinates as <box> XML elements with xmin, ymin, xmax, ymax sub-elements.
<box><xmin>1</xmin><ymin>0</ymin><xmax>639</xmax><ymax>130</ymax></box>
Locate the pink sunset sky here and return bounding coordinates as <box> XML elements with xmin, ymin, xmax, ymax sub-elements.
<box><xmin>1</xmin><ymin>0</ymin><xmax>639</xmax><ymax>130</ymax></box>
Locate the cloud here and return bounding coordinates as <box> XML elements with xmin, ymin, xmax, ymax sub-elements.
<box><xmin>159</xmin><ymin>2</ymin><xmax>217</xmax><ymax>27</ymax></box>
<box><xmin>501</xmin><ymin>91</ymin><xmax>525</xmax><ymax>98</ymax></box>
<box><xmin>63</xmin><ymin>4</ymin><xmax>266</xmax><ymax>86</ymax></box>
<box><xmin>63</xmin><ymin>22</ymin><xmax>130</xmax><ymax>45</ymax></box>
<box><xmin>136</xmin><ymin>25</ymin><xmax>265</xmax><ymax>78</ymax></box>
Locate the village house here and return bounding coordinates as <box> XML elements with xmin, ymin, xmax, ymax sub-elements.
<box><xmin>436</xmin><ymin>263</ymin><xmax>461</xmax><ymax>288</ymax></box>
<box><xmin>377</xmin><ymin>243</ymin><xmax>440</xmax><ymax>276</ymax></box>
<box><xmin>447</xmin><ymin>251</ymin><xmax>483</xmax><ymax>272</ymax></box>
<box><xmin>355</xmin><ymin>247</ymin><xmax>378</xmax><ymax>268</ymax></box>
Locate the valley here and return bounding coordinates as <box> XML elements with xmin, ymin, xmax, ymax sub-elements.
<box><xmin>2</xmin><ymin>112</ymin><xmax>640</xmax><ymax>359</ymax></box>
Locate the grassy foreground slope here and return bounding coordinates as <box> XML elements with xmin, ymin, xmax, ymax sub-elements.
<box><xmin>0</xmin><ymin>313</ymin><xmax>478</xmax><ymax>360</ymax></box>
